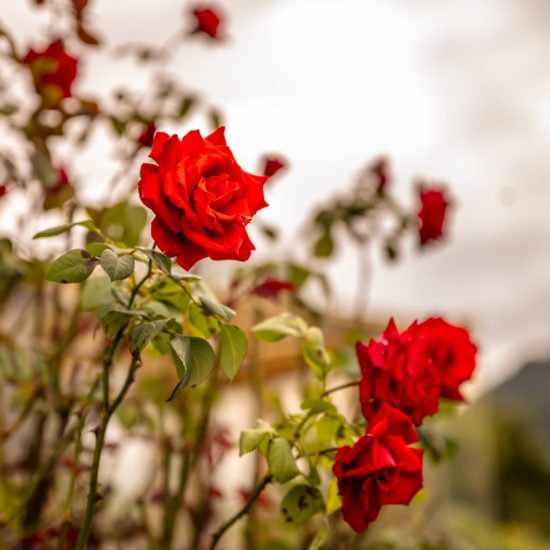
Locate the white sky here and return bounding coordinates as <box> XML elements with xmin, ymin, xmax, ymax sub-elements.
<box><xmin>4</xmin><ymin>0</ymin><xmax>550</xmax><ymax>391</ymax></box>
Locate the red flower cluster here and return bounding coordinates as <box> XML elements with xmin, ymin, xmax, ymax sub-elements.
<box><xmin>358</xmin><ymin>318</ymin><xmax>477</xmax><ymax>426</ymax></box>
<box><xmin>22</xmin><ymin>40</ymin><xmax>78</xmax><ymax>106</ymax></box>
<box><xmin>191</xmin><ymin>5</ymin><xmax>223</xmax><ymax>39</ymax></box>
<box><xmin>333</xmin><ymin>404</ymin><xmax>423</xmax><ymax>533</ymax></box>
<box><xmin>417</xmin><ymin>185</ymin><xmax>450</xmax><ymax>246</ymax></box>
<box><xmin>334</xmin><ymin>317</ymin><xmax>476</xmax><ymax>532</ymax></box>
<box><xmin>138</xmin><ymin>127</ymin><xmax>267</xmax><ymax>270</ymax></box>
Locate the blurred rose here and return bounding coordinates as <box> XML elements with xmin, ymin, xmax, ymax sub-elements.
<box><xmin>252</xmin><ymin>278</ymin><xmax>295</xmax><ymax>301</ymax></box>
<box><xmin>191</xmin><ymin>5</ymin><xmax>223</xmax><ymax>39</ymax></box>
<box><xmin>417</xmin><ymin>184</ymin><xmax>450</xmax><ymax>246</ymax></box>
<box><xmin>22</xmin><ymin>40</ymin><xmax>78</xmax><ymax>106</ymax></box>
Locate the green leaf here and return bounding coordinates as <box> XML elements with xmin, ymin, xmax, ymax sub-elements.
<box><xmin>100</xmin><ymin>249</ymin><xmax>135</xmax><ymax>281</ymax></box>
<box><xmin>267</xmin><ymin>438</ymin><xmax>300</xmax><ymax>483</ymax></box>
<box><xmin>86</xmin><ymin>242</ymin><xmax>110</xmax><ymax>256</ymax></box>
<box><xmin>326</xmin><ymin>477</ymin><xmax>342</xmax><ymax>515</ymax></box>
<box><xmin>137</xmin><ymin>247</ymin><xmax>171</xmax><ymax>274</ymax></box>
<box><xmin>219</xmin><ymin>324</ymin><xmax>247</xmax><ymax>380</ymax></box>
<box><xmin>239</xmin><ymin>423</ymin><xmax>274</xmax><ymax>456</ymax></box>
<box><xmin>46</xmin><ymin>249</ymin><xmax>99</xmax><ymax>283</ymax></box>
<box><xmin>313</xmin><ymin>229</ymin><xmax>334</xmax><ymax>258</ymax></box>
<box><xmin>178</xmin><ymin>96</ymin><xmax>195</xmax><ymax>118</ymax></box>
<box><xmin>168</xmin><ymin>336</ymin><xmax>216</xmax><ymax>398</ymax></box>
<box><xmin>166</xmin><ymin>378</ymin><xmax>187</xmax><ymax>402</ymax></box>
<box><xmin>80</xmin><ymin>276</ymin><xmax>112</xmax><ymax>311</ymax></box>
<box><xmin>130</xmin><ymin>319</ymin><xmax>170</xmax><ymax>358</ymax></box>
<box><xmin>187</xmin><ymin>337</ymin><xmax>216</xmax><ymax>386</ymax></box>
<box><xmin>199</xmin><ymin>296</ymin><xmax>235</xmax><ymax>321</ymax></box>
<box><xmin>98</xmin><ymin>304</ymin><xmax>141</xmax><ymax>337</ymax></box>
<box><xmin>169</xmin><ymin>335</ymin><xmax>193</xmax><ymax>381</ymax></box>
<box><xmin>308</xmin><ymin>518</ymin><xmax>329</xmax><ymax>550</ymax></box>
<box><xmin>33</xmin><ymin>219</ymin><xmax>98</xmax><ymax>239</ymax></box>
<box><xmin>281</xmin><ymin>485</ymin><xmax>325</xmax><ymax>524</ymax></box>
<box><xmin>301</xmin><ymin>399</ymin><xmax>337</xmax><ymax>414</ymax></box>
<box><xmin>302</xmin><ymin>327</ymin><xmax>331</xmax><ymax>379</ymax></box>
<box><xmin>252</xmin><ymin>314</ymin><xmax>308</xmax><ymax>342</ymax></box>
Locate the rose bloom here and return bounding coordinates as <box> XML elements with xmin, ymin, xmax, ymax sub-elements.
<box><xmin>22</xmin><ymin>40</ymin><xmax>78</xmax><ymax>105</ymax></box>
<box><xmin>0</xmin><ymin>185</ymin><xmax>7</xmax><ymax>200</ymax></box>
<box><xmin>191</xmin><ymin>5</ymin><xmax>222</xmax><ymax>38</ymax></box>
<box><xmin>262</xmin><ymin>156</ymin><xmax>286</xmax><ymax>178</ymax></box>
<box><xmin>357</xmin><ymin>319</ymin><xmax>441</xmax><ymax>426</ymax></box>
<box><xmin>138</xmin><ymin>127</ymin><xmax>268</xmax><ymax>270</ymax></box>
<box><xmin>332</xmin><ymin>403</ymin><xmax>423</xmax><ymax>533</ymax></box>
<box><xmin>417</xmin><ymin>185</ymin><xmax>450</xmax><ymax>245</ymax></box>
<box><xmin>417</xmin><ymin>317</ymin><xmax>477</xmax><ymax>401</ymax></box>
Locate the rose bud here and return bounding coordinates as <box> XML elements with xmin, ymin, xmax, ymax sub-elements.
<box><xmin>417</xmin><ymin>184</ymin><xmax>450</xmax><ymax>246</ymax></box>
<box><xmin>190</xmin><ymin>5</ymin><xmax>223</xmax><ymax>39</ymax></box>
<box><xmin>262</xmin><ymin>156</ymin><xmax>286</xmax><ymax>178</ymax></box>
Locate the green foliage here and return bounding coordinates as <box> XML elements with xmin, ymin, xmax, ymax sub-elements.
<box><xmin>281</xmin><ymin>485</ymin><xmax>325</xmax><ymax>524</ymax></box>
<box><xmin>33</xmin><ymin>219</ymin><xmax>99</xmax><ymax>239</ymax></box>
<box><xmin>137</xmin><ymin>247</ymin><xmax>171</xmax><ymax>274</ymax></box>
<box><xmin>252</xmin><ymin>313</ymin><xmax>308</xmax><ymax>342</ymax></box>
<box><xmin>219</xmin><ymin>324</ymin><xmax>248</xmax><ymax>380</ymax></box>
<box><xmin>129</xmin><ymin>319</ymin><xmax>170</xmax><ymax>358</ymax></box>
<box><xmin>267</xmin><ymin>438</ymin><xmax>300</xmax><ymax>483</ymax></box>
<box><xmin>240</xmin><ymin>421</ymin><xmax>276</xmax><ymax>456</ymax></box>
<box><xmin>98</xmin><ymin>303</ymin><xmax>141</xmax><ymax>337</ymax></box>
<box><xmin>80</xmin><ymin>276</ymin><xmax>113</xmax><ymax>311</ymax></box>
<box><xmin>167</xmin><ymin>335</ymin><xmax>216</xmax><ymax>400</ymax></box>
<box><xmin>46</xmin><ymin>249</ymin><xmax>99</xmax><ymax>283</ymax></box>
<box><xmin>100</xmin><ymin>249</ymin><xmax>135</xmax><ymax>281</ymax></box>
<box><xmin>199</xmin><ymin>295</ymin><xmax>236</xmax><ymax>321</ymax></box>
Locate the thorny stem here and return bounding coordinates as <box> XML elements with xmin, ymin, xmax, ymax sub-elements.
<box><xmin>209</xmin><ymin>475</ymin><xmax>273</xmax><ymax>550</ymax></box>
<box><xmin>75</xmin><ymin>357</ymin><xmax>141</xmax><ymax>549</ymax></box>
<box><xmin>76</xmin><ymin>262</ymin><xmax>151</xmax><ymax>549</ymax></box>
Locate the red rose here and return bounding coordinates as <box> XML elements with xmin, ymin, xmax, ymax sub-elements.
<box><xmin>191</xmin><ymin>5</ymin><xmax>223</xmax><ymax>39</ymax></box>
<box><xmin>0</xmin><ymin>185</ymin><xmax>7</xmax><ymax>199</ymax></box>
<box><xmin>252</xmin><ymin>278</ymin><xmax>295</xmax><ymax>301</ymax></box>
<box><xmin>138</xmin><ymin>127</ymin><xmax>267</xmax><ymax>270</ymax></box>
<box><xmin>22</xmin><ymin>40</ymin><xmax>78</xmax><ymax>105</ymax></box>
<box><xmin>262</xmin><ymin>156</ymin><xmax>286</xmax><ymax>178</ymax></box>
<box><xmin>137</xmin><ymin>121</ymin><xmax>156</xmax><ymax>148</ymax></box>
<box><xmin>417</xmin><ymin>184</ymin><xmax>450</xmax><ymax>246</ymax></box>
<box><xmin>357</xmin><ymin>319</ymin><xmax>440</xmax><ymax>426</ymax></box>
<box><xmin>332</xmin><ymin>403</ymin><xmax>423</xmax><ymax>533</ymax></box>
<box><xmin>417</xmin><ymin>317</ymin><xmax>477</xmax><ymax>401</ymax></box>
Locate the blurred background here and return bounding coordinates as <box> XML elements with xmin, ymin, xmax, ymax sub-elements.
<box><xmin>2</xmin><ymin>1</ymin><xmax>550</xmax><ymax>548</ymax></box>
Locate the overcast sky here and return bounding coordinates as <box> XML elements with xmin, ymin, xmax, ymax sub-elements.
<box><xmin>4</xmin><ymin>0</ymin><xmax>550</xmax><ymax>391</ymax></box>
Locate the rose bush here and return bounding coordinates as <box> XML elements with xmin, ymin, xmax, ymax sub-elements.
<box><xmin>138</xmin><ymin>127</ymin><xmax>268</xmax><ymax>270</ymax></box>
